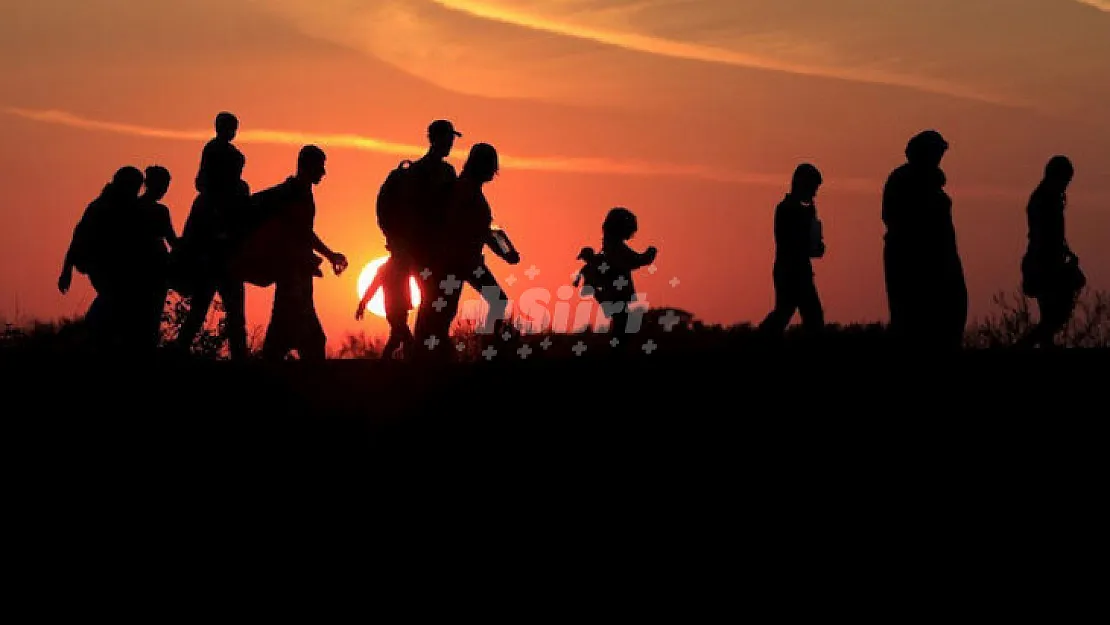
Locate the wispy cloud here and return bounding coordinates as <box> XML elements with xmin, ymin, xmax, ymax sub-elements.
<box><xmin>1075</xmin><ymin>0</ymin><xmax>1110</xmax><ymax>11</ymax></box>
<box><xmin>428</xmin><ymin>0</ymin><xmax>1015</xmax><ymax>106</ymax></box>
<box><xmin>2</xmin><ymin>106</ymin><xmax>799</xmax><ymax>188</ymax></box>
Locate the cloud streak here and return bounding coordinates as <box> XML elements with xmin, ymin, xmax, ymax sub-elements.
<box><xmin>3</xmin><ymin>106</ymin><xmax>804</xmax><ymax>188</ymax></box>
<box><xmin>1075</xmin><ymin>0</ymin><xmax>1110</xmax><ymax>11</ymax></box>
<box><xmin>428</xmin><ymin>0</ymin><xmax>1015</xmax><ymax>106</ymax></box>
<box><xmin>5</xmin><ymin>106</ymin><xmax>1042</xmax><ymax>199</ymax></box>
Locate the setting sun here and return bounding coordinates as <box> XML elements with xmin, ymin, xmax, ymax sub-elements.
<box><xmin>357</xmin><ymin>256</ymin><xmax>422</xmax><ymax>319</ymax></box>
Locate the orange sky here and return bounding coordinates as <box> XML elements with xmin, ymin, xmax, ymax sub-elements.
<box><xmin>2</xmin><ymin>0</ymin><xmax>1109</xmax><ymax>349</ymax></box>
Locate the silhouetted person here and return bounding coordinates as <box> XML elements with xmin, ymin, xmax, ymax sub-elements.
<box><xmin>882</xmin><ymin>130</ymin><xmax>968</xmax><ymax>350</ymax></box>
<box><xmin>173</xmin><ymin>112</ymin><xmax>251</xmax><ymax>358</ymax></box>
<box><xmin>578</xmin><ymin>207</ymin><xmax>657</xmax><ymax>339</ymax></box>
<box><xmin>130</xmin><ymin>165</ymin><xmax>178</xmax><ymax>351</ymax></box>
<box><xmin>196</xmin><ymin>112</ymin><xmax>245</xmax><ymax>197</ymax></box>
<box><xmin>1019</xmin><ymin>156</ymin><xmax>1085</xmax><ymax>348</ymax></box>
<box><xmin>410</xmin><ymin>120</ymin><xmax>462</xmax><ymax>351</ymax></box>
<box><xmin>260</xmin><ymin>145</ymin><xmax>348</xmax><ymax>362</ymax></box>
<box><xmin>759</xmin><ymin>164</ymin><xmax>826</xmax><ymax>337</ymax></box>
<box><xmin>58</xmin><ymin>166</ymin><xmax>145</xmax><ymax>351</ymax></box>
<box><xmin>425</xmin><ymin>143</ymin><xmax>521</xmax><ymax>350</ymax></box>
<box><xmin>355</xmin><ymin>257</ymin><xmax>415</xmax><ymax>360</ymax></box>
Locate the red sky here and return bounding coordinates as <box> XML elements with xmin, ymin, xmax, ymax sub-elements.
<box><xmin>2</xmin><ymin>0</ymin><xmax>1108</xmax><ymax>349</ymax></box>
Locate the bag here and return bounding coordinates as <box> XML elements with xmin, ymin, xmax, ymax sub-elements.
<box><xmin>228</xmin><ymin>184</ymin><xmax>293</xmax><ymax>287</ymax></box>
<box><xmin>376</xmin><ymin>160</ymin><xmax>415</xmax><ymax>239</ymax></box>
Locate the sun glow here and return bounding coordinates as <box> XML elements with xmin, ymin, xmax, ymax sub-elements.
<box><xmin>356</xmin><ymin>256</ymin><xmax>421</xmax><ymax>318</ymax></box>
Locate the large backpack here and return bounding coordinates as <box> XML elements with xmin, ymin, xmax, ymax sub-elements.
<box><xmin>376</xmin><ymin>160</ymin><xmax>416</xmax><ymax>240</ymax></box>
<box><xmin>228</xmin><ymin>182</ymin><xmax>296</xmax><ymax>287</ymax></box>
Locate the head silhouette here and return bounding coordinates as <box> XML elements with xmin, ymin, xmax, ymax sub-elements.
<box><xmin>297</xmin><ymin>145</ymin><xmax>327</xmax><ymax>185</ymax></box>
<box><xmin>905</xmin><ymin>130</ymin><xmax>948</xmax><ymax>169</ymax></box>
<box><xmin>215</xmin><ymin>112</ymin><xmax>238</xmax><ymax>141</ymax></box>
<box><xmin>1043</xmin><ymin>155</ymin><xmax>1074</xmax><ymax>191</ymax></box>
<box><xmin>791</xmin><ymin>163</ymin><xmax>823</xmax><ymax>202</ymax></box>
<box><xmin>143</xmin><ymin>165</ymin><xmax>171</xmax><ymax>202</ymax></box>
<box><xmin>603</xmin><ymin>207</ymin><xmax>638</xmax><ymax>242</ymax></box>
<box><xmin>427</xmin><ymin>119</ymin><xmax>462</xmax><ymax>159</ymax></box>
<box><xmin>461</xmin><ymin>143</ymin><xmax>498</xmax><ymax>183</ymax></box>
<box><xmin>110</xmin><ymin>166</ymin><xmax>144</xmax><ymax>200</ymax></box>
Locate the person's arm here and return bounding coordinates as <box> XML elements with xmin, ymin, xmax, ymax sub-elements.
<box><xmin>608</xmin><ymin>241</ymin><xmax>656</xmax><ymax>269</ymax></box>
<box><xmin>355</xmin><ymin>267</ymin><xmax>385</xmax><ymax>320</ymax></box>
<box><xmin>312</xmin><ymin>233</ymin><xmax>348</xmax><ymax>275</ymax></box>
<box><xmin>160</xmin><ymin>207</ymin><xmax>179</xmax><ymax>250</ymax></box>
<box><xmin>58</xmin><ymin>207</ymin><xmax>93</xmax><ymax>293</ymax></box>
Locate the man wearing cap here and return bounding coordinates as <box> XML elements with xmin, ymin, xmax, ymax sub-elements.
<box><xmin>410</xmin><ymin>120</ymin><xmax>462</xmax><ymax>355</ymax></box>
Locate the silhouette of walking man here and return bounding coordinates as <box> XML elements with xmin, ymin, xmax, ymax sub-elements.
<box><xmin>59</xmin><ymin>166</ymin><xmax>145</xmax><ymax>352</ymax></box>
<box><xmin>173</xmin><ymin>112</ymin><xmax>250</xmax><ymax>359</ymax></box>
<box><xmin>409</xmin><ymin>120</ymin><xmax>462</xmax><ymax>352</ymax></box>
<box><xmin>1019</xmin><ymin>156</ymin><xmax>1084</xmax><ymax>348</ymax></box>
<box><xmin>259</xmin><ymin>145</ymin><xmax>347</xmax><ymax>362</ymax></box>
<box><xmin>759</xmin><ymin>164</ymin><xmax>826</xmax><ymax>338</ymax></box>
<box><xmin>882</xmin><ymin>130</ymin><xmax>968</xmax><ymax>350</ymax></box>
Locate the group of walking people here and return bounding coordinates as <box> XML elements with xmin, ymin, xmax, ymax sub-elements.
<box><xmin>59</xmin><ymin>115</ymin><xmax>1087</xmax><ymax>360</ymax></box>
<box><xmin>59</xmin><ymin>112</ymin><xmax>348</xmax><ymax>360</ymax></box>
<box><xmin>758</xmin><ymin>130</ymin><xmax>1086</xmax><ymax>349</ymax></box>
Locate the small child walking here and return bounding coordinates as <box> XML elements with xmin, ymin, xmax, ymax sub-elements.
<box><xmin>575</xmin><ymin>207</ymin><xmax>657</xmax><ymax>340</ymax></box>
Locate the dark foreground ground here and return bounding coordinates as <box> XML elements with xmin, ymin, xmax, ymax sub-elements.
<box><xmin>3</xmin><ymin>347</ymin><xmax>1105</xmax><ymax>605</ymax></box>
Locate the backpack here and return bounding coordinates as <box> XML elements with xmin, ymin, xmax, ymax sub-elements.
<box><xmin>376</xmin><ymin>160</ymin><xmax>415</xmax><ymax>240</ymax></box>
<box><xmin>228</xmin><ymin>183</ymin><xmax>296</xmax><ymax>287</ymax></box>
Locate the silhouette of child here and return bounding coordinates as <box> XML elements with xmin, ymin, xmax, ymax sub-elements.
<box><xmin>577</xmin><ymin>207</ymin><xmax>657</xmax><ymax>337</ymax></box>
<box><xmin>356</xmin><ymin>256</ymin><xmax>415</xmax><ymax>360</ymax></box>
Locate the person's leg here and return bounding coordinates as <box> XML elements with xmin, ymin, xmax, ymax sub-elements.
<box><xmin>797</xmin><ymin>276</ymin><xmax>825</xmax><ymax>337</ymax></box>
<box><xmin>759</xmin><ymin>273</ymin><xmax>799</xmax><ymax>335</ymax></box>
<box><xmin>262</xmin><ymin>278</ymin><xmax>292</xmax><ymax>362</ymax></box>
<box><xmin>1025</xmin><ymin>289</ymin><xmax>1074</xmax><ymax>348</ymax></box>
<box><xmin>467</xmin><ymin>268</ymin><xmax>510</xmax><ymax>336</ymax></box>
<box><xmin>291</xmin><ymin>272</ymin><xmax>327</xmax><ymax>362</ymax></box>
<box><xmin>218</xmin><ymin>279</ymin><xmax>249</xmax><ymax>360</ymax></box>
<box><xmin>175</xmin><ymin>282</ymin><xmax>216</xmax><ymax>352</ymax></box>
<box><xmin>382</xmin><ymin>312</ymin><xmax>413</xmax><ymax>360</ymax></box>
